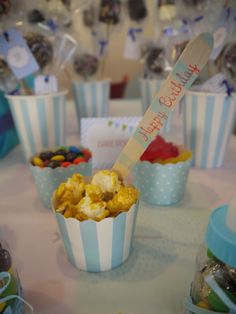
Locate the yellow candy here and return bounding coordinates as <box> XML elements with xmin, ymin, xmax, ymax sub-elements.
<box><xmin>159</xmin><ymin>150</ymin><xmax>192</xmax><ymax>164</ymax></box>
<box><xmin>197</xmin><ymin>300</ymin><xmax>211</xmax><ymax>310</ymax></box>
<box><xmin>32</xmin><ymin>156</ymin><xmax>44</xmax><ymax>167</ymax></box>
<box><xmin>51</xmin><ymin>155</ymin><xmax>65</xmax><ymax>162</ymax></box>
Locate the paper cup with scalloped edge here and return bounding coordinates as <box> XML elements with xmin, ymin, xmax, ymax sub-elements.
<box><xmin>133</xmin><ymin>158</ymin><xmax>191</xmax><ymax>206</ymax></box>
<box><xmin>139</xmin><ymin>78</ymin><xmax>173</xmax><ymax>133</ymax></box>
<box><xmin>182</xmin><ymin>91</ymin><xmax>236</xmax><ymax>168</ymax></box>
<box><xmin>6</xmin><ymin>91</ymin><xmax>68</xmax><ymax>160</ymax></box>
<box><xmin>30</xmin><ymin>160</ymin><xmax>92</xmax><ymax>209</ymax></box>
<box><xmin>52</xmin><ymin>194</ymin><xmax>139</xmax><ymax>272</ymax></box>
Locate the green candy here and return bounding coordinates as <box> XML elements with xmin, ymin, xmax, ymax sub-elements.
<box><xmin>207</xmin><ymin>248</ymin><xmax>220</xmax><ymax>262</ymax></box>
<box><xmin>207</xmin><ymin>289</ymin><xmax>236</xmax><ymax>312</ymax></box>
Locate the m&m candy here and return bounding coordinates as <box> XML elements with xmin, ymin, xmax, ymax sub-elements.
<box><xmin>31</xmin><ymin>146</ymin><xmax>92</xmax><ymax>169</ymax></box>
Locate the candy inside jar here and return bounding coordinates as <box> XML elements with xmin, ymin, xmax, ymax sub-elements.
<box><xmin>186</xmin><ymin>203</ymin><xmax>236</xmax><ymax>313</ymax></box>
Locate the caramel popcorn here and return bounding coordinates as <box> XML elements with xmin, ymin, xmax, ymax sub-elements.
<box><xmin>107</xmin><ymin>186</ymin><xmax>139</xmax><ymax>215</ymax></box>
<box><xmin>54</xmin><ymin>170</ymin><xmax>139</xmax><ymax>221</ymax></box>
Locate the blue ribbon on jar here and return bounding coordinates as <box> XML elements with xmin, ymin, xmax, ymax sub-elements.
<box><xmin>128</xmin><ymin>27</ymin><xmax>143</xmax><ymax>42</ymax></box>
<box><xmin>0</xmin><ymin>272</ymin><xmax>34</xmax><ymax>313</ymax></box>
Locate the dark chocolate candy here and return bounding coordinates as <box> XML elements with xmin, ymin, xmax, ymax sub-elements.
<box><xmin>0</xmin><ymin>248</ymin><xmax>12</xmax><ymax>272</ymax></box>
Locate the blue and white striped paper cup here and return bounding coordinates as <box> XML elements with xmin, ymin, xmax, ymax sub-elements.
<box><xmin>182</xmin><ymin>91</ymin><xmax>236</xmax><ymax>168</ymax></box>
<box><xmin>30</xmin><ymin>159</ymin><xmax>92</xmax><ymax>209</ymax></box>
<box><xmin>6</xmin><ymin>91</ymin><xmax>67</xmax><ymax>160</ymax></box>
<box><xmin>133</xmin><ymin>159</ymin><xmax>191</xmax><ymax>206</ymax></box>
<box><xmin>52</xmin><ymin>199</ymin><xmax>139</xmax><ymax>272</ymax></box>
<box><xmin>72</xmin><ymin>80</ymin><xmax>110</xmax><ymax>123</ymax></box>
<box><xmin>139</xmin><ymin>78</ymin><xmax>173</xmax><ymax>133</ymax></box>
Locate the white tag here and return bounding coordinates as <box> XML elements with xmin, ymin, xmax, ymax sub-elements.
<box><xmin>123</xmin><ymin>28</ymin><xmax>143</xmax><ymax>60</ymax></box>
<box><xmin>34</xmin><ymin>75</ymin><xmax>58</xmax><ymax>95</ymax></box>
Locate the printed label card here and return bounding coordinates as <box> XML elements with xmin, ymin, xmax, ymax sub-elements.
<box><xmin>81</xmin><ymin>117</ymin><xmax>141</xmax><ymax>169</ymax></box>
<box><xmin>0</xmin><ymin>28</ymin><xmax>39</xmax><ymax>79</ymax></box>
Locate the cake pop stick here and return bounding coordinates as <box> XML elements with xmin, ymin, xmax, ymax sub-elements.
<box><xmin>112</xmin><ymin>33</ymin><xmax>213</xmax><ymax>178</ymax></box>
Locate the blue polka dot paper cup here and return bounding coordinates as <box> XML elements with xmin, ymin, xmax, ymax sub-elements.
<box><xmin>52</xmin><ymin>197</ymin><xmax>139</xmax><ymax>272</ymax></box>
<box><xmin>133</xmin><ymin>157</ymin><xmax>191</xmax><ymax>206</ymax></box>
<box><xmin>30</xmin><ymin>149</ymin><xmax>92</xmax><ymax>209</ymax></box>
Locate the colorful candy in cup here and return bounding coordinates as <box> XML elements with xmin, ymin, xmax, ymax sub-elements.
<box><xmin>31</xmin><ymin>146</ymin><xmax>92</xmax><ymax>169</ymax></box>
<box><xmin>134</xmin><ymin>135</ymin><xmax>192</xmax><ymax>205</ymax></box>
<box><xmin>140</xmin><ymin>135</ymin><xmax>192</xmax><ymax>164</ymax></box>
<box><xmin>98</xmin><ymin>0</ymin><xmax>121</xmax><ymax>25</ymax></box>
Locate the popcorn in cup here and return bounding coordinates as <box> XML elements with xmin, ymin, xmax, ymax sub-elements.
<box><xmin>52</xmin><ymin>170</ymin><xmax>140</xmax><ymax>272</ymax></box>
<box><xmin>30</xmin><ymin>146</ymin><xmax>92</xmax><ymax>209</ymax></box>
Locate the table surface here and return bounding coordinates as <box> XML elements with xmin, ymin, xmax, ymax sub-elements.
<box><xmin>0</xmin><ymin>99</ymin><xmax>236</xmax><ymax>314</ymax></box>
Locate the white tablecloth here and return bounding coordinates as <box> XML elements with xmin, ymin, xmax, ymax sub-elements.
<box><xmin>0</xmin><ymin>99</ymin><xmax>236</xmax><ymax>314</ymax></box>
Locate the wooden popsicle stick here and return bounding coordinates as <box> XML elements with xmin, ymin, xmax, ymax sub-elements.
<box><xmin>112</xmin><ymin>32</ymin><xmax>214</xmax><ymax>178</ymax></box>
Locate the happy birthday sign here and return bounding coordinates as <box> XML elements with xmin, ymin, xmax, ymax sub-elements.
<box><xmin>113</xmin><ymin>33</ymin><xmax>214</xmax><ymax>178</ymax></box>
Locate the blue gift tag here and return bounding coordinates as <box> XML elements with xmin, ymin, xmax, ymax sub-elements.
<box><xmin>210</xmin><ymin>7</ymin><xmax>235</xmax><ymax>60</ymax></box>
<box><xmin>0</xmin><ymin>28</ymin><xmax>39</xmax><ymax>79</ymax></box>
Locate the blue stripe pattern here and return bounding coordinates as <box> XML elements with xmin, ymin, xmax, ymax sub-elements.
<box><xmin>183</xmin><ymin>93</ymin><xmax>235</xmax><ymax>168</ymax></box>
<box><xmin>53</xmin><ymin>96</ymin><xmax>61</xmax><ymax>146</ymax></box>
<box><xmin>20</xmin><ymin>99</ymin><xmax>36</xmax><ymax>155</ymax></box>
<box><xmin>36</xmin><ymin>98</ymin><xmax>49</xmax><ymax>148</ymax></box>
<box><xmin>72</xmin><ymin>82</ymin><xmax>82</xmax><ymax>124</ymax></box>
<box><xmin>56</xmin><ymin>214</ymin><xmax>77</xmax><ymax>267</ymax></box>
<box><xmin>200</xmin><ymin>96</ymin><xmax>215</xmax><ymax>167</ymax></box>
<box><xmin>72</xmin><ymin>81</ymin><xmax>110</xmax><ymax>120</ymax></box>
<box><xmin>112</xmin><ymin>213</ymin><xmax>126</xmax><ymax>269</ymax></box>
<box><xmin>91</xmin><ymin>81</ymin><xmax>97</xmax><ymax>116</ymax></box>
<box><xmin>80</xmin><ymin>221</ymin><xmax>100</xmax><ymax>272</ymax></box>
<box><xmin>212</xmin><ymin>96</ymin><xmax>231</xmax><ymax>167</ymax></box>
<box><xmin>56</xmin><ymin>203</ymin><xmax>139</xmax><ymax>272</ymax></box>
<box><xmin>8</xmin><ymin>94</ymin><xmax>66</xmax><ymax>160</ymax></box>
<box><xmin>190</xmin><ymin>95</ymin><xmax>197</xmax><ymax>165</ymax></box>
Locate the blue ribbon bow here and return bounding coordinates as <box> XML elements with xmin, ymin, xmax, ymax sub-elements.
<box><xmin>99</xmin><ymin>40</ymin><xmax>108</xmax><ymax>57</ymax></box>
<box><xmin>221</xmin><ymin>79</ymin><xmax>234</xmax><ymax>96</ymax></box>
<box><xmin>128</xmin><ymin>27</ymin><xmax>143</xmax><ymax>42</ymax></box>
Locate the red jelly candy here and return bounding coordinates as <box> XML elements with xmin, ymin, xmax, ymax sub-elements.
<box><xmin>140</xmin><ymin>135</ymin><xmax>179</xmax><ymax>161</ymax></box>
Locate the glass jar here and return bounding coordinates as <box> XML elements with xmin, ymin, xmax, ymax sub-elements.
<box><xmin>185</xmin><ymin>204</ymin><xmax>236</xmax><ymax>314</ymax></box>
<box><xmin>0</xmin><ymin>238</ymin><xmax>24</xmax><ymax>314</ymax></box>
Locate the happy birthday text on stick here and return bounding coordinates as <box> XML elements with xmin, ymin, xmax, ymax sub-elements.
<box><xmin>137</xmin><ymin>63</ymin><xmax>200</xmax><ymax>142</ymax></box>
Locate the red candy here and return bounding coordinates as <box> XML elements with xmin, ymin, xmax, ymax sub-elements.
<box><xmin>61</xmin><ymin>162</ymin><xmax>71</xmax><ymax>168</ymax></box>
<box><xmin>140</xmin><ymin>135</ymin><xmax>179</xmax><ymax>162</ymax></box>
<box><xmin>73</xmin><ymin>157</ymin><xmax>86</xmax><ymax>165</ymax></box>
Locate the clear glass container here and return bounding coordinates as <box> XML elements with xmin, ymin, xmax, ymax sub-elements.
<box><xmin>0</xmin><ymin>238</ymin><xmax>24</xmax><ymax>314</ymax></box>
